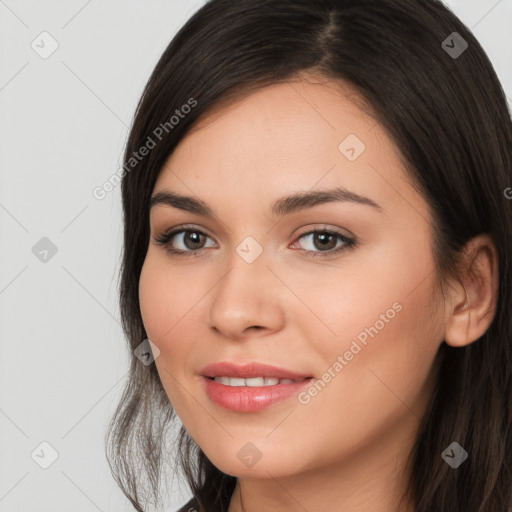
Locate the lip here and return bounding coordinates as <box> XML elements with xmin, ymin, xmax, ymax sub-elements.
<box><xmin>200</xmin><ymin>361</ymin><xmax>312</xmax><ymax>380</ymax></box>
<box><xmin>202</xmin><ymin>376</ymin><xmax>313</xmax><ymax>412</ymax></box>
<box><xmin>200</xmin><ymin>362</ymin><xmax>314</xmax><ymax>412</ymax></box>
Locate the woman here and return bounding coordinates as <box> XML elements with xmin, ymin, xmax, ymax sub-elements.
<box><xmin>105</xmin><ymin>1</ymin><xmax>512</xmax><ymax>511</ymax></box>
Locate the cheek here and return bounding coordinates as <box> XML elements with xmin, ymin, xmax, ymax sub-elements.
<box><xmin>289</xmin><ymin>232</ymin><xmax>439</xmax><ymax>353</ymax></box>
<box><xmin>281</xmin><ymin>278</ymin><xmax>441</xmax><ymax>470</ymax></box>
<box><xmin>138</xmin><ymin>257</ymin><xmax>202</xmax><ymax>411</ymax></box>
<box><xmin>291</xmin><ymin>234</ymin><xmax>442</xmax><ymax>412</ymax></box>
<box><xmin>138</xmin><ymin>260</ymin><xmax>169</xmax><ymax>341</ymax></box>
<box><xmin>139</xmin><ymin>256</ymin><xmax>203</xmax><ymax>342</ymax></box>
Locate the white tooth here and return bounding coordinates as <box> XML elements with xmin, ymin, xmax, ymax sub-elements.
<box><xmin>245</xmin><ymin>377</ymin><xmax>265</xmax><ymax>387</ymax></box>
<box><xmin>213</xmin><ymin>376</ymin><xmax>300</xmax><ymax>386</ymax></box>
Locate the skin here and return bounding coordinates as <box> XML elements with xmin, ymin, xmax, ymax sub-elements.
<box><xmin>138</xmin><ymin>76</ymin><xmax>498</xmax><ymax>512</ymax></box>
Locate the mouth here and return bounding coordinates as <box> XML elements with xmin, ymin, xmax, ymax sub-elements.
<box><xmin>200</xmin><ymin>361</ymin><xmax>313</xmax><ymax>382</ymax></box>
<box><xmin>200</xmin><ymin>362</ymin><xmax>314</xmax><ymax>412</ymax></box>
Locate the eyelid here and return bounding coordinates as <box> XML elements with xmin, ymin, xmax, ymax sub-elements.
<box><xmin>292</xmin><ymin>223</ymin><xmax>355</xmax><ymax>241</ymax></box>
<box><xmin>155</xmin><ymin>222</ymin><xmax>212</xmax><ymax>235</ymax></box>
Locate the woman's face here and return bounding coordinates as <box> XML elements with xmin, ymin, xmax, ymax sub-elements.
<box><xmin>139</xmin><ymin>78</ymin><xmax>446</xmax><ymax>481</ymax></box>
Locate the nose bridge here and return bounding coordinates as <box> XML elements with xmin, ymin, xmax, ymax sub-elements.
<box><xmin>208</xmin><ymin>238</ymin><xmax>284</xmax><ymax>337</ymax></box>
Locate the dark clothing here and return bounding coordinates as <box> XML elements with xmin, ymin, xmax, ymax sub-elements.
<box><xmin>176</xmin><ymin>496</ymin><xmax>201</xmax><ymax>512</ymax></box>
<box><xmin>176</xmin><ymin>491</ymin><xmax>233</xmax><ymax>511</ymax></box>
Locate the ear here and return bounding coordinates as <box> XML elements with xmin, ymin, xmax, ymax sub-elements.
<box><xmin>444</xmin><ymin>234</ymin><xmax>499</xmax><ymax>348</ymax></box>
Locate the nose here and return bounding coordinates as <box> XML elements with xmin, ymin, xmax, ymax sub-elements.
<box><xmin>208</xmin><ymin>247</ymin><xmax>285</xmax><ymax>339</ymax></box>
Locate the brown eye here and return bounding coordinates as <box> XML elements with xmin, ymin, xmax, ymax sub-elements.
<box><xmin>312</xmin><ymin>232</ymin><xmax>338</xmax><ymax>251</ymax></box>
<box><xmin>154</xmin><ymin>227</ymin><xmax>217</xmax><ymax>255</ymax></box>
<box><xmin>291</xmin><ymin>229</ymin><xmax>356</xmax><ymax>258</ymax></box>
<box><xmin>181</xmin><ymin>231</ymin><xmax>206</xmax><ymax>250</ymax></box>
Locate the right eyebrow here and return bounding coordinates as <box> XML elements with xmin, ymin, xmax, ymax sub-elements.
<box><xmin>150</xmin><ymin>191</ymin><xmax>214</xmax><ymax>217</ymax></box>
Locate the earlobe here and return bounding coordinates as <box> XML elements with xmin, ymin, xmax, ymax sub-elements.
<box><xmin>444</xmin><ymin>234</ymin><xmax>499</xmax><ymax>348</ymax></box>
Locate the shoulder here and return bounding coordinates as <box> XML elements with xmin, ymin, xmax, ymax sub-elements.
<box><xmin>175</xmin><ymin>496</ymin><xmax>200</xmax><ymax>512</ymax></box>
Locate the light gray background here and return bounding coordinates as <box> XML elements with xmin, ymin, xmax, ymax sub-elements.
<box><xmin>0</xmin><ymin>1</ymin><xmax>510</xmax><ymax>511</ymax></box>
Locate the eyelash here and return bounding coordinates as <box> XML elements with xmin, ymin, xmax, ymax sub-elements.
<box><xmin>154</xmin><ymin>224</ymin><xmax>356</xmax><ymax>259</ymax></box>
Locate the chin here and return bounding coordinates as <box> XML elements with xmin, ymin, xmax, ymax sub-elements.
<box><xmin>201</xmin><ymin>446</ymin><xmax>303</xmax><ymax>479</ymax></box>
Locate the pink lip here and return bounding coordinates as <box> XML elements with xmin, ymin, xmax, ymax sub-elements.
<box><xmin>200</xmin><ymin>362</ymin><xmax>313</xmax><ymax>412</ymax></box>
<box><xmin>200</xmin><ymin>361</ymin><xmax>312</xmax><ymax>380</ymax></box>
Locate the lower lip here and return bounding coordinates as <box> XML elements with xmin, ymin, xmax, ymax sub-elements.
<box><xmin>202</xmin><ymin>376</ymin><xmax>313</xmax><ymax>412</ymax></box>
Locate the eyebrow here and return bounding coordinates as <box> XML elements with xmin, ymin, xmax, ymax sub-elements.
<box><xmin>150</xmin><ymin>187</ymin><xmax>382</xmax><ymax>217</ymax></box>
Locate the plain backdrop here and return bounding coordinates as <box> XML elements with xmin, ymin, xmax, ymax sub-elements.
<box><xmin>0</xmin><ymin>1</ymin><xmax>511</xmax><ymax>511</ymax></box>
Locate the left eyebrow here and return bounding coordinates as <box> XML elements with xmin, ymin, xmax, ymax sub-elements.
<box><xmin>271</xmin><ymin>187</ymin><xmax>383</xmax><ymax>216</ymax></box>
<box><xmin>149</xmin><ymin>186</ymin><xmax>382</xmax><ymax>217</ymax></box>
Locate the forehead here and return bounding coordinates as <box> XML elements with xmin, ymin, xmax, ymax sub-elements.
<box><xmin>153</xmin><ymin>78</ymin><xmax>423</xmax><ymax>220</ymax></box>
<box><xmin>167</xmin><ymin>78</ymin><xmax>382</xmax><ymax>166</ymax></box>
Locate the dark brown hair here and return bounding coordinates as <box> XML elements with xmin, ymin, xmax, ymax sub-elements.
<box><xmin>105</xmin><ymin>1</ymin><xmax>512</xmax><ymax>510</ymax></box>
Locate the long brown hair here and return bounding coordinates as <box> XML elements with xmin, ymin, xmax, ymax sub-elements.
<box><xmin>105</xmin><ymin>1</ymin><xmax>512</xmax><ymax>510</ymax></box>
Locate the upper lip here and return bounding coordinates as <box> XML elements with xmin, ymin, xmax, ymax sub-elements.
<box><xmin>200</xmin><ymin>362</ymin><xmax>312</xmax><ymax>380</ymax></box>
